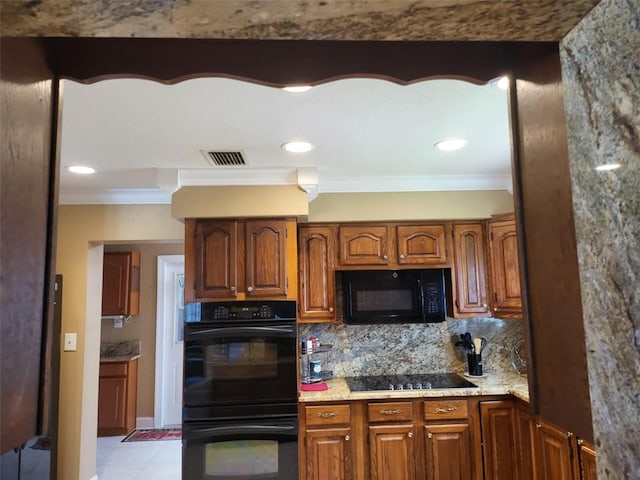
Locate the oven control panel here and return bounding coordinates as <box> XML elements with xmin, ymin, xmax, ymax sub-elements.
<box><xmin>212</xmin><ymin>304</ymin><xmax>273</xmax><ymax>320</ymax></box>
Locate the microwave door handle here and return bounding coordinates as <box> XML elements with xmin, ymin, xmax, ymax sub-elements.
<box><xmin>187</xmin><ymin>325</ymin><xmax>295</xmax><ymax>338</ymax></box>
<box><xmin>189</xmin><ymin>424</ymin><xmax>297</xmax><ymax>439</ymax></box>
<box><xmin>418</xmin><ymin>281</ymin><xmax>427</xmax><ymax>321</ymax></box>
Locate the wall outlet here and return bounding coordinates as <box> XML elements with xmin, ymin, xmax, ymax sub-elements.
<box><xmin>114</xmin><ymin>317</ymin><xmax>123</xmax><ymax>328</ymax></box>
<box><xmin>64</xmin><ymin>333</ymin><xmax>77</xmax><ymax>352</ymax></box>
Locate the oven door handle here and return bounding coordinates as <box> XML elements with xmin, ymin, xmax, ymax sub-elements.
<box><xmin>187</xmin><ymin>424</ymin><xmax>297</xmax><ymax>439</ymax></box>
<box><xmin>186</xmin><ymin>325</ymin><xmax>296</xmax><ymax>338</ymax></box>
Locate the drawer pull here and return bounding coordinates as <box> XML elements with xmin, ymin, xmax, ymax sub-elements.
<box><xmin>435</xmin><ymin>407</ymin><xmax>458</xmax><ymax>413</ymax></box>
<box><xmin>345</xmin><ymin>435</ymin><xmax>350</xmax><ymax>441</ymax></box>
<box><xmin>428</xmin><ymin>432</ymin><xmax>433</xmax><ymax>439</ymax></box>
<box><xmin>379</xmin><ymin>409</ymin><xmax>402</xmax><ymax>415</ymax></box>
<box><xmin>408</xmin><ymin>432</ymin><xmax>414</xmax><ymax>438</ymax></box>
<box><xmin>316</xmin><ymin>412</ymin><xmax>338</xmax><ymax>418</ymax></box>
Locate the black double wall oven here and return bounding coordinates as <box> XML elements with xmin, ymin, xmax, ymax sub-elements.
<box><xmin>183</xmin><ymin>300</ymin><xmax>298</xmax><ymax>480</ymax></box>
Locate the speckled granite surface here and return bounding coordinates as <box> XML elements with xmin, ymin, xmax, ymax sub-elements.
<box><xmin>100</xmin><ymin>340</ymin><xmax>141</xmax><ymax>362</ymax></box>
<box><xmin>299</xmin><ymin>371</ymin><xmax>528</xmax><ymax>403</ymax></box>
<box><xmin>0</xmin><ymin>0</ymin><xmax>599</xmax><ymax>41</ymax></box>
<box><xmin>299</xmin><ymin>317</ymin><xmax>526</xmax><ymax>378</ymax></box>
<box><xmin>560</xmin><ymin>0</ymin><xmax>640</xmax><ymax>478</ymax></box>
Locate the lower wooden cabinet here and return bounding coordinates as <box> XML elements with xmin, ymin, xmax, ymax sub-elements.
<box><xmin>536</xmin><ymin>418</ymin><xmax>578</xmax><ymax>480</ymax></box>
<box><xmin>301</xmin><ymin>397</ymin><xmax>596</xmax><ymax>480</ymax></box>
<box><xmin>369</xmin><ymin>424</ymin><xmax>416</xmax><ymax>480</ymax></box>
<box><xmin>480</xmin><ymin>400</ymin><xmax>520</xmax><ymax>480</ymax></box>
<box><xmin>305</xmin><ymin>427</ymin><xmax>353</xmax><ymax>480</ymax></box>
<box><xmin>577</xmin><ymin>439</ymin><xmax>597</xmax><ymax>480</ymax></box>
<box><xmin>98</xmin><ymin>359</ymin><xmax>138</xmax><ymax>436</ymax></box>
<box><xmin>424</xmin><ymin>423</ymin><xmax>472</xmax><ymax>480</ymax></box>
<box><xmin>302</xmin><ymin>403</ymin><xmax>356</xmax><ymax>480</ymax></box>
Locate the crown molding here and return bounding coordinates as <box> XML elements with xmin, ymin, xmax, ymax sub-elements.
<box><xmin>59</xmin><ymin>188</ymin><xmax>171</xmax><ymax>205</ymax></box>
<box><xmin>59</xmin><ymin>173</ymin><xmax>512</xmax><ymax>204</ymax></box>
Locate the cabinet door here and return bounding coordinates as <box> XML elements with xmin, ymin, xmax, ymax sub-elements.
<box><xmin>102</xmin><ymin>252</ymin><xmax>139</xmax><ymax>315</ymax></box>
<box><xmin>424</xmin><ymin>423</ymin><xmax>472</xmax><ymax>480</ymax></box>
<box><xmin>488</xmin><ymin>219</ymin><xmax>522</xmax><ymax>317</ymax></box>
<box><xmin>480</xmin><ymin>400</ymin><xmax>519</xmax><ymax>480</ymax></box>
<box><xmin>369</xmin><ymin>424</ymin><xmax>416</xmax><ymax>480</ymax></box>
<box><xmin>536</xmin><ymin>419</ymin><xmax>576</xmax><ymax>480</ymax></box>
<box><xmin>396</xmin><ymin>224</ymin><xmax>447</xmax><ymax>265</ymax></box>
<box><xmin>452</xmin><ymin>223</ymin><xmax>489</xmax><ymax>317</ymax></box>
<box><xmin>97</xmin><ymin>376</ymin><xmax>127</xmax><ymax>431</ymax></box>
<box><xmin>577</xmin><ymin>440</ymin><xmax>596</xmax><ymax>480</ymax></box>
<box><xmin>338</xmin><ymin>225</ymin><xmax>390</xmax><ymax>266</ymax></box>
<box><xmin>298</xmin><ymin>225</ymin><xmax>336</xmax><ymax>322</ymax></box>
<box><xmin>194</xmin><ymin>220</ymin><xmax>240</xmax><ymax>298</ymax></box>
<box><xmin>515</xmin><ymin>403</ymin><xmax>537</xmax><ymax>480</ymax></box>
<box><xmin>305</xmin><ymin>427</ymin><xmax>353</xmax><ymax>480</ymax></box>
<box><xmin>245</xmin><ymin>219</ymin><xmax>287</xmax><ymax>297</ymax></box>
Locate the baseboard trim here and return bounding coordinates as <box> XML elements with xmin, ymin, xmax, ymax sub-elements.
<box><xmin>136</xmin><ymin>417</ymin><xmax>154</xmax><ymax>429</ymax></box>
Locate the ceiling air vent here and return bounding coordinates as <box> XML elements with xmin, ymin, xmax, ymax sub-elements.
<box><xmin>204</xmin><ymin>150</ymin><xmax>247</xmax><ymax>166</ymax></box>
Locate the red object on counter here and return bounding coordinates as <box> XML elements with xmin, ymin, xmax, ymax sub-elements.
<box><xmin>300</xmin><ymin>382</ymin><xmax>328</xmax><ymax>391</ymax></box>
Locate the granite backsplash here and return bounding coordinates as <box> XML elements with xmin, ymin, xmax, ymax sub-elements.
<box><xmin>299</xmin><ymin>317</ymin><xmax>525</xmax><ymax>378</ymax></box>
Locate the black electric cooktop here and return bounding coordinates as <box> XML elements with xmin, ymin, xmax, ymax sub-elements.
<box><xmin>345</xmin><ymin>373</ymin><xmax>478</xmax><ymax>392</ymax></box>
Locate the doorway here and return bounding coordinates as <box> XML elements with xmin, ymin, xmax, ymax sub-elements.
<box><xmin>155</xmin><ymin>254</ymin><xmax>185</xmax><ymax>427</ymax></box>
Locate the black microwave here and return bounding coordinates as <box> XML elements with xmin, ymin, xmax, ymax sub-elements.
<box><xmin>342</xmin><ymin>269</ymin><xmax>447</xmax><ymax>324</ymax></box>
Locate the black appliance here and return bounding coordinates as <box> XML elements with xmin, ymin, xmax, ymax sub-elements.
<box><xmin>345</xmin><ymin>373</ymin><xmax>478</xmax><ymax>392</ymax></box>
<box><xmin>342</xmin><ymin>269</ymin><xmax>447</xmax><ymax>324</ymax></box>
<box><xmin>182</xmin><ymin>300</ymin><xmax>298</xmax><ymax>480</ymax></box>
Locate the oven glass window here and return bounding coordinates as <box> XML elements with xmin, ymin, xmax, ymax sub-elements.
<box><xmin>206</xmin><ymin>440</ymin><xmax>278</xmax><ymax>476</ymax></box>
<box><xmin>204</xmin><ymin>340</ymin><xmax>278</xmax><ymax>379</ymax></box>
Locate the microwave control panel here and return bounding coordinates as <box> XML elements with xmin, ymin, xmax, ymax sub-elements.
<box><xmin>424</xmin><ymin>282</ymin><xmax>443</xmax><ymax>315</ymax></box>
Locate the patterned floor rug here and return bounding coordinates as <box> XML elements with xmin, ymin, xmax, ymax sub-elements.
<box><xmin>122</xmin><ymin>428</ymin><xmax>181</xmax><ymax>442</ymax></box>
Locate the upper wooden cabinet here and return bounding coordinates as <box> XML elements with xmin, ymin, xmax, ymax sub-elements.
<box><xmin>487</xmin><ymin>215</ymin><xmax>523</xmax><ymax>318</ymax></box>
<box><xmin>102</xmin><ymin>251</ymin><xmax>140</xmax><ymax>316</ymax></box>
<box><xmin>337</xmin><ymin>223</ymin><xmax>449</xmax><ymax>269</ymax></box>
<box><xmin>396</xmin><ymin>224</ymin><xmax>448</xmax><ymax>265</ymax></box>
<box><xmin>451</xmin><ymin>222</ymin><xmax>489</xmax><ymax>318</ymax></box>
<box><xmin>338</xmin><ymin>224</ymin><xmax>390</xmax><ymax>266</ymax></box>
<box><xmin>298</xmin><ymin>225</ymin><xmax>336</xmax><ymax>323</ymax></box>
<box><xmin>185</xmin><ymin>218</ymin><xmax>296</xmax><ymax>302</ymax></box>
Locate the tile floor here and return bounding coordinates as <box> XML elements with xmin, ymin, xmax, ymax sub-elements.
<box><xmin>97</xmin><ymin>435</ymin><xmax>181</xmax><ymax>480</ymax></box>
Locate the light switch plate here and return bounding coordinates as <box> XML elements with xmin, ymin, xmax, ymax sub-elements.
<box><xmin>114</xmin><ymin>317</ymin><xmax>123</xmax><ymax>328</ymax></box>
<box><xmin>64</xmin><ymin>333</ymin><xmax>77</xmax><ymax>352</ymax></box>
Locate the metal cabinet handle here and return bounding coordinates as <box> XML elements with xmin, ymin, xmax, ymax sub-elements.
<box><xmin>379</xmin><ymin>409</ymin><xmax>401</xmax><ymax>415</ymax></box>
<box><xmin>329</xmin><ymin>307</ymin><xmax>334</xmax><ymax>313</ymax></box>
<box><xmin>435</xmin><ymin>407</ymin><xmax>457</xmax><ymax>413</ymax></box>
<box><xmin>230</xmin><ymin>286</ymin><xmax>236</xmax><ymax>292</ymax></box>
<box><xmin>399</xmin><ymin>254</ymin><xmax>405</xmax><ymax>260</ymax></box>
<box><xmin>408</xmin><ymin>432</ymin><xmax>414</xmax><ymax>438</ymax></box>
<box><xmin>247</xmin><ymin>286</ymin><xmax>253</xmax><ymax>292</ymax></box>
<box><xmin>317</xmin><ymin>412</ymin><xmax>338</xmax><ymax>418</ymax></box>
<box><xmin>483</xmin><ymin>303</ymin><xmax>487</xmax><ymax>308</ymax></box>
<box><xmin>345</xmin><ymin>435</ymin><xmax>350</xmax><ymax>441</ymax></box>
<box><xmin>427</xmin><ymin>432</ymin><xmax>433</xmax><ymax>439</ymax></box>
<box><xmin>383</xmin><ymin>255</ymin><xmax>389</xmax><ymax>261</ymax></box>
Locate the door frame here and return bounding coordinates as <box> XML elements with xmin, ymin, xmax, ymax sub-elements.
<box><xmin>154</xmin><ymin>254</ymin><xmax>185</xmax><ymax>428</ymax></box>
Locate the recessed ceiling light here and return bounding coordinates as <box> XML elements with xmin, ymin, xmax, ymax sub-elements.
<box><xmin>595</xmin><ymin>163</ymin><xmax>621</xmax><ymax>171</ymax></box>
<box><xmin>68</xmin><ymin>165</ymin><xmax>96</xmax><ymax>174</ymax></box>
<box><xmin>282</xmin><ymin>85</ymin><xmax>312</xmax><ymax>93</ymax></box>
<box><xmin>282</xmin><ymin>141</ymin><xmax>314</xmax><ymax>153</ymax></box>
<box><xmin>496</xmin><ymin>76</ymin><xmax>510</xmax><ymax>90</ymax></box>
<box><xmin>434</xmin><ymin>138</ymin><xmax>468</xmax><ymax>152</ymax></box>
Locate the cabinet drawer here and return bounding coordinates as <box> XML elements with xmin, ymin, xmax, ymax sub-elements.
<box><xmin>305</xmin><ymin>404</ymin><xmax>351</xmax><ymax>426</ymax></box>
<box><xmin>368</xmin><ymin>402</ymin><xmax>414</xmax><ymax>422</ymax></box>
<box><xmin>424</xmin><ymin>399</ymin><xmax>468</xmax><ymax>420</ymax></box>
<box><xmin>99</xmin><ymin>362</ymin><xmax>128</xmax><ymax>377</ymax></box>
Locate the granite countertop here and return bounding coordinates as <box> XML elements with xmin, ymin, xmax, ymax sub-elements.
<box><xmin>100</xmin><ymin>354</ymin><xmax>141</xmax><ymax>363</ymax></box>
<box><xmin>299</xmin><ymin>371</ymin><xmax>529</xmax><ymax>403</ymax></box>
<box><xmin>100</xmin><ymin>340</ymin><xmax>141</xmax><ymax>363</ymax></box>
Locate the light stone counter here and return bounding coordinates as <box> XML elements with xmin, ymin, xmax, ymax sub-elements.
<box><xmin>100</xmin><ymin>339</ymin><xmax>141</xmax><ymax>363</ymax></box>
<box><xmin>299</xmin><ymin>372</ymin><xmax>529</xmax><ymax>403</ymax></box>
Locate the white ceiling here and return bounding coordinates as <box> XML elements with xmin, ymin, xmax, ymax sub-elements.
<box><xmin>59</xmin><ymin>77</ymin><xmax>513</xmax><ymax>204</ymax></box>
